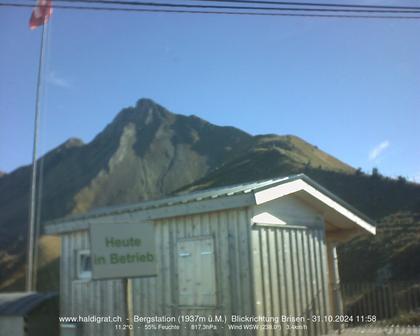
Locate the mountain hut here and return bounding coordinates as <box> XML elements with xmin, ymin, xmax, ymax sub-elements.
<box><xmin>45</xmin><ymin>174</ymin><xmax>376</xmax><ymax>336</ymax></box>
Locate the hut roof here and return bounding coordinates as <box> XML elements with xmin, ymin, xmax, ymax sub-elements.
<box><xmin>0</xmin><ymin>292</ymin><xmax>57</xmax><ymax>316</ymax></box>
<box><xmin>45</xmin><ymin>174</ymin><xmax>376</xmax><ymax>235</ymax></box>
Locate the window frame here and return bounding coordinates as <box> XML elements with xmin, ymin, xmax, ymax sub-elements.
<box><xmin>75</xmin><ymin>249</ymin><xmax>92</xmax><ymax>281</ymax></box>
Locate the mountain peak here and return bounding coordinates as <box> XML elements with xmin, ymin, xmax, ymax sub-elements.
<box><xmin>63</xmin><ymin>137</ymin><xmax>84</xmax><ymax>148</ymax></box>
<box><xmin>111</xmin><ymin>98</ymin><xmax>174</xmax><ymax>129</ymax></box>
<box><xmin>135</xmin><ymin>98</ymin><xmax>161</xmax><ymax>110</ymax></box>
<box><xmin>55</xmin><ymin>138</ymin><xmax>84</xmax><ymax>152</ymax></box>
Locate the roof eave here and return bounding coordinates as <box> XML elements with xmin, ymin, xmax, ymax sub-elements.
<box><xmin>254</xmin><ymin>177</ymin><xmax>376</xmax><ymax>235</ymax></box>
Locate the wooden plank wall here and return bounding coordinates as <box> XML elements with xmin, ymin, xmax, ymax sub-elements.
<box><xmin>60</xmin><ymin>207</ymin><xmax>255</xmax><ymax>336</ymax></box>
<box><xmin>60</xmin><ymin>231</ymin><xmax>126</xmax><ymax>336</ymax></box>
<box><xmin>251</xmin><ymin>225</ymin><xmax>331</xmax><ymax>336</ymax></box>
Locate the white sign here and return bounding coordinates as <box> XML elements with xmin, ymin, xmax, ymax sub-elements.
<box><xmin>89</xmin><ymin>222</ymin><xmax>157</xmax><ymax>279</ymax></box>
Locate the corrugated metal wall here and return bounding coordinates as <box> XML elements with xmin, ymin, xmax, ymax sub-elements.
<box><xmin>60</xmin><ymin>208</ymin><xmax>255</xmax><ymax>336</ymax></box>
<box><xmin>60</xmin><ymin>231</ymin><xmax>126</xmax><ymax>336</ymax></box>
<box><xmin>131</xmin><ymin>208</ymin><xmax>255</xmax><ymax>336</ymax></box>
<box><xmin>251</xmin><ymin>224</ymin><xmax>330</xmax><ymax>336</ymax></box>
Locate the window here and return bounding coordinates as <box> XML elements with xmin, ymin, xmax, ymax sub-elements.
<box><xmin>177</xmin><ymin>237</ymin><xmax>217</xmax><ymax>306</ymax></box>
<box><xmin>76</xmin><ymin>249</ymin><xmax>92</xmax><ymax>280</ymax></box>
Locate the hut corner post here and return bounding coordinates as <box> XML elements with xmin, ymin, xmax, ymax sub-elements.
<box><xmin>331</xmin><ymin>242</ymin><xmax>344</xmax><ymax>333</ymax></box>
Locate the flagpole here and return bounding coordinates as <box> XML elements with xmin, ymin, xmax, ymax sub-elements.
<box><xmin>26</xmin><ymin>21</ymin><xmax>48</xmax><ymax>292</ymax></box>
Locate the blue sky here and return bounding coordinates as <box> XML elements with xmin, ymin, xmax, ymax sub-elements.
<box><xmin>1</xmin><ymin>1</ymin><xmax>419</xmax><ymax>181</ymax></box>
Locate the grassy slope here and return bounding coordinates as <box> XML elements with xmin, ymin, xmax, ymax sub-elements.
<box><xmin>178</xmin><ymin>134</ymin><xmax>354</xmax><ymax>192</ymax></box>
<box><xmin>0</xmin><ymin>236</ymin><xmax>60</xmax><ymax>292</ymax></box>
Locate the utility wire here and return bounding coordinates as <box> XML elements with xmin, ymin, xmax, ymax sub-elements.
<box><xmin>3</xmin><ymin>1</ymin><xmax>420</xmax><ymax>19</ymax></box>
<box><xmin>43</xmin><ymin>0</ymin><xmax>420</xmax><ymax>13</ymax></box>
<box><xmin>184</xmin><ymin>0</ymin><xmax>420</xmax><ymax>11</ymax></box>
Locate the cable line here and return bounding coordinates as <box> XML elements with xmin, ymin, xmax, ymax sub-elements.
<box><xmin>184</xmin><ymin>0</ymin><xmax>420</xmax><ymax>11</ymax></box>
<box><xmin>2</xmin><ymin>1</ymin><xmax>420</xmax><ymax>19</ymax></box>
<box><xmin>47</xmin><ymin>0</ymin><xmax>420</xmax><ymax>13</ymax></box>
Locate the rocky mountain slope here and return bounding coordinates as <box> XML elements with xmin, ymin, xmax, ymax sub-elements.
<box><xmin>0</xmin><ymin>98</ymin><xmax>419</xmax><ymax>291</ymax></box>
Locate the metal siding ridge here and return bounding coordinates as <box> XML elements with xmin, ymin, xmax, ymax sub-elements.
<box><xmin>301</xmin><ymin>229</ymin><xmax>313</xmax><ymax>336</ymax></box>
<box><xmin>251</xmin><ymin>225</ymin><xmax>263</xmax><ymax>324</ymax></box>
<box><xmin>267</xmin><ymin>228</ymin><xmax>278</xmax><ymax>335</ymax></box>
<box><xmin>45</xmin><ymin>193</ymin><xmax>255</xmax><ymax>234</ymax></box>
<box><xmin>307</xmin><ymin>229</ymin><xmax>320</xmax><ymax>336</ymax></box>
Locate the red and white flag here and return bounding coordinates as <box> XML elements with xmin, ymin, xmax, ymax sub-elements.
<box><xmin>29</xmin><ymin>0</ymin><xmax>53</xmax><ymax>30</ymax></box>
